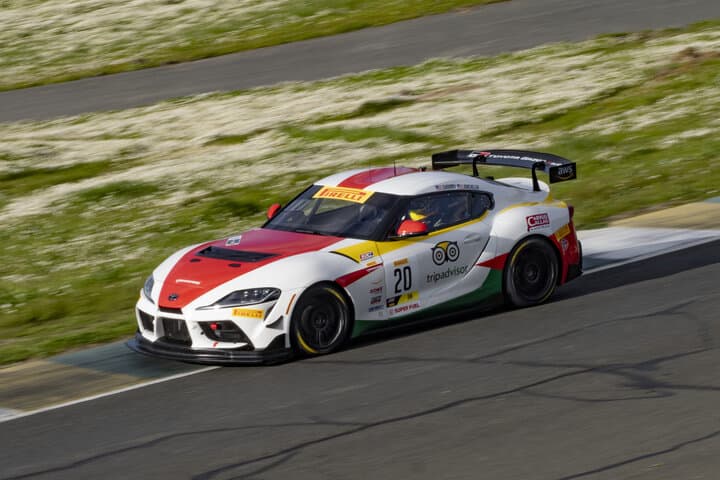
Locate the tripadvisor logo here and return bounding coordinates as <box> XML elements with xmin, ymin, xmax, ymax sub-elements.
<box><xmin>431</xmin><ymin>240</ymin><xmax>460</xmax><ymax>265</ymax></box>
<box><xmin>426</xmin><ymin>265</ymin><xmax>468</xmax><ymax>283</ymax></box>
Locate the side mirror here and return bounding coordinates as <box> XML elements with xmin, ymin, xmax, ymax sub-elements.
<box><xmin>267</xmin><ymin>203</ymin><xmax>281</xmax><ymax>219</ymax></box>
<box><xmin>396</xmin><ymin>219</ymin><xmax>428</xmax><ymax>237</ymax></box>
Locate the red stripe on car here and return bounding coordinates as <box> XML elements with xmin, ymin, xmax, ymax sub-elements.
<box><xmin>159</xmin><ymin>229</ymin><xmax>341</xmax><ymax>308</ymax></box>
<box><xmin>335</xmin><ymin>264</ymin><xmax>382</xmax><ymax>288</ymax></box>
<box><xmin>338</xmin><ymin>167</ymin><xmax>417</xmax><ymax>189</ymax></box>
<box><xmin>477</xmin><ymin>253</ymin><xmax>508</xmax><ymax>270</ymax></box>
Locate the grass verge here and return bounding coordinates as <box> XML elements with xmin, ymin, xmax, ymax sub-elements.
<box><xmin>1</xmin><ymin>22</ymin><xmax>720</xmax><ymax>364</ymax></box>
<box><xmin>0</xmin><ymin>0</ymin><xmax>502</xmax><ymax>91</ymax></box>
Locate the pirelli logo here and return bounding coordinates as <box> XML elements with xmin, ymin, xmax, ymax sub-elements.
<box><xmin>313</xmin><ymin>186</ymin><xmax>374</xmax><ymax>204</ymax></box>
<box><xmin>232</xmin><ymin>308</ymin><xmax>264</xmax><ymax>319</ymax></box>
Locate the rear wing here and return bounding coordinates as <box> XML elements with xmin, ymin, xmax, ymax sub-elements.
<box><xmin>432</xmin><ymin>149</ymin><xmax>577</xmax><ymax>191</ymax></box>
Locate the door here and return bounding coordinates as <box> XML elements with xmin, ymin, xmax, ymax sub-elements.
<box><xmin>378</xmin><ymin>190</ymin><xmax>493</xmax><ymax>319</ymax></box>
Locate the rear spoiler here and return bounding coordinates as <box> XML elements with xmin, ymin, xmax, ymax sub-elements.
<box><xmin>432</xmin><ymin>149</ymin><xmax>577</xmax><ymax>191</ymax></box>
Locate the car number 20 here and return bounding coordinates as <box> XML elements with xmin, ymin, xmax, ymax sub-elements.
<box><xmin>393</xmin><ymin>266</ymin><xmax>412</xmax><ymax>294</ymax></box>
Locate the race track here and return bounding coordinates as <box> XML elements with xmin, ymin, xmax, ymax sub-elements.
<box><xmin>2</xmin><ymin>0</ymin><xmax>720</xmax><ymax>122</ymax></box>
<box><xmin>1</xmin><ymin>241</ymin><xmax>719</xmax><ymax>479</ymax></box>
<box><xmin>2</xmin><ymin>1</ymin><xmax>720</xmax><ymax>478</ymax></box>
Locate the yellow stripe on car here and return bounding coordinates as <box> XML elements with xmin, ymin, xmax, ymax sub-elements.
<box><xmin>555</xmin><ymin>223</ymin><xmax>571</xmax><ymax>240</ymax></box>
<box><xmin>497</xmin><ymin>197</ymin><xmax>566</xmax><ymax>215</ymax></box>
<box><xmin>333</xmin><ymin>213</ymin><xmax>490</xmax><ymax>260</ymax></box>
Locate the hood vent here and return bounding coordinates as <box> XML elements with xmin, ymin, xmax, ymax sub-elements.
<box><xmin>196</xmin><ymin>246</ymin><xmax>277</xmax><ymax>262</ymax></box>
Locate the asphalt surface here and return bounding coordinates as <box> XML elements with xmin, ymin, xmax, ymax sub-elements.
<box><xmin>3</xmin><ymin>0</ymin><xmax>720</xmax><ymax>122</ymax></box>
<box><xmin>1</xmin><ymin>240</ymin><xmax>719</xmax><ymax>479</ymax></box>
<box><xmin>3</xmin><ymin>2</ymin><xmax>720</xmax><ymax>479</ymax></box>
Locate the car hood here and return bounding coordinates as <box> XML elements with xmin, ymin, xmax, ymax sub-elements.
<box><xmin>157</xmin><ymin>228</ymin><xmax>342</xmax><ymax>308</ymax></box>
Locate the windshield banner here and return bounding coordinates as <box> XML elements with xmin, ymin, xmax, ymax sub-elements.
<box><xmin>313</xmin><ymin>186</ymin><xmax>374</xmax><ymax>204</ymax></box>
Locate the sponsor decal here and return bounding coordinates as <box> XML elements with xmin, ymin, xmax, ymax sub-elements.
<box><xmin>484</xmin><ymin>152</ymin><xmax>541</xmax><ymax>163</ymax></box>
<box><xmin>555</xmin><ymin>223</ymin><xmax>571</xmax><ymax>240</ymax></box>
<box><xmin>370</xmin><ymin>295</ymin><xmax>383</xmax><ymax>305</ymax></box>
<box><xmin>526</xmin><ymin>213</ymin><xmax>550</xmax><ymax>231</ymax></box>
<box><xmin>386</xmin><ymin>291</ymin><xmax>419</xmax><ymax>308</ymax></box>
<box><xmin>369</xmin><ymin>286</ymin><xmax>383</xmax><ymax>294</ymax></box>
<box><xmin>431</xmin><ymin>241</ymin><xmax>460</xmax><ymax>265</ymax></box>
<box><xmin>561</xmin><ymin>238</ymin><xmax>569</xmax><ymax>252</ymax></box>
<box><xmin>555</xmin><ymin>165</ymin><xmax>574</xmax><ymax>178</ymax></box>
<box><xmin>232</xmin><ymin>308</ymin><xmax>264</xmax><ymax>319</ymax></box>
<box><xmin>313</xmin><ymin>186</ymin><xmax>374</xmax><ymax>204</ymax></box>
<box><xmin>360</xmin><ymin>251</ymin><xmax>375</xmax><ymax>261</ymax></box>
<box><xmin>435</xmin><ymin>183</ymin><xmax>482</xmax><ymax>191</ymax></box>
<box><xmin>225</xmin><ymin>235</ymin><xmax>242</xmax><ymax>246</ymax></box>
<box><xmin>550</xmin><ymin>163</ymin><xmax>577</xmax><ymax>182</ymax></box>
<box><xmin>427</xmin><ymin>265</ymin><xmax>469</xmax><ymax>283</ymax></box>
<box><xmin>393</xmin><ymin>258</ymin><xmax>409</xmax><ymax>267</ymax></box>
<box><xmin>392</xmin><ymin>302</ymin><xmax>420</xmax><ymax>315</ymax></box>
<box><xmin>369</xmin><ymin>305</ymin><xmax>384</xmax><ymax>313</ymax></box>
<box><xmin>175</xmin><ymin>279</ymin><xmax>200</xmax><ymax>285</ymax></box>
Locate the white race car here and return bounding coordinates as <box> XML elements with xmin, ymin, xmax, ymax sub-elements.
<box><xmin>128</xmin><ymin>149</ymin><xmax>582</xmax><ymax>364</ymax></box>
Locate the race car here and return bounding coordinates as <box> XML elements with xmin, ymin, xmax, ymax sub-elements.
<box><xmin>128</xmin><ymin>149</ymin><xmax>582</xmax><ymax>364</ymax></box>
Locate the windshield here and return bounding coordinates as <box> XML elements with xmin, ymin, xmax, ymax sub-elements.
<box><xmin>264</xmin><ymin>185</ymin><xmax>402</xmax><ymax>240</ymax></box>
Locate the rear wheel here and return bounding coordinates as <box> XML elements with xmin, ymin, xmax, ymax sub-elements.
<box><xmin>504</xmin><ymin>237</ymin><xmax>559</xmax><ymax>307</ymax></box>
<box><xmin>291</xmin><ymin>284</ymin><xmax>351</xmax><ymax>355</ymax></box>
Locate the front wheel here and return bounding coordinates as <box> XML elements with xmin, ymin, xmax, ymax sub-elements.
<box><xmin>504</xmin><ymin>237</ymin><xmax>559</xmax><ymax>307</ymax></box>
<box><xmin>291</xmin><ymin>284</ymin><xmax>351</xmax><ymax>356</ymax></box>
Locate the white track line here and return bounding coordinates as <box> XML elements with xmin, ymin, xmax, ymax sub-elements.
<box><xmin>2</xmin><ymin>231</ymin><xmax>719</xmax><ymax>424</ymax></box>
<box><xmin>0</xmin><ymin>366</ymin><xmax>218</xmax><ymax>424</ymax></box>
<box><xmin>583</xmin><ymin>235</ymin><xmax>720</xmax><ymax>274</ymax></box>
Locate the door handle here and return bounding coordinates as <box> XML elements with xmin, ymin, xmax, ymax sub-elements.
<box><xmin>465</xmin><ymin>234</ymin><xmax>486</xmax><ymax>244</ymax></box>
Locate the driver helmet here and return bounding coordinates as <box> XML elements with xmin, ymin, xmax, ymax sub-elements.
<box><xmin>407</xmin><ymin>197</ymin><xmax>435</xmax><ymax>222</ymax></box>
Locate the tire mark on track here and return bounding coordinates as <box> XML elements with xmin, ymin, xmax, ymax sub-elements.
<box><xmin>3</xmin><ymin>346</ymin><xmax>715</xmax><ymax>479</ymax></box>
<box><xmin>193</xmin><ymin>349</ymin><xmax>714</xmax><ymax>480</ymax></box>
<box><xmin>555</xmin><ymin>429</ymin><xmax>720</xmax><ymax>480</ymax></box>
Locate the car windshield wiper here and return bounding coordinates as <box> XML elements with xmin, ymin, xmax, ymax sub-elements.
<box><xmin>293</xmin><ymin>228</ymin><xmax>333</xmax><ymax>236</ymax></box>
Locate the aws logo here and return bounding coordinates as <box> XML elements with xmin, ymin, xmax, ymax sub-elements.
<box><xmin>431</xmin><ymin>241</ymin><xmax>460</xmax><ymax>265</ymax></box>
<box><xmin>549</xmin><ymin>163</ymin><xmax>577</xmax><ymax>183</ymax></box>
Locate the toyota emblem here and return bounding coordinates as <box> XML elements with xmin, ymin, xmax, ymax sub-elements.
<box><xmin>168</xmin><ymin>293</ymin><xmax>179</xmax><ymax>302</ymax></box>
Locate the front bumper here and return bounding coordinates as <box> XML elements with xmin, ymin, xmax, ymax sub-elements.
<box><xmin>127</xmin><ymin>331</ymin><xmax>293</xmax><ymax>365</ymax></box>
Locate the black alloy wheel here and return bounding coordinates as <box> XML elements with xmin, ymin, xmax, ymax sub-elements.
<box><xmin>291</xmin><ymin>284</ymin><xmax>351</xmax><ymax>355</ymax></box>
<box><xmin>504</xmin><ymin>237</ymin><xmax>559</xmax><ymax>307</ymax></box>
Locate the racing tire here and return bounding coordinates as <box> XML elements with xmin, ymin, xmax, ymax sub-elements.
<box><xmin>290</xmin><ymin>284</ymin><xmax>352</xmax><ymax>356</ymax></box>
<box><xmin>504</xmin><ymin>237</ymin><xmax>559</xmax><ymax>308</ymax></box>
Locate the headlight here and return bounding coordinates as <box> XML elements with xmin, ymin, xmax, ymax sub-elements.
<box><xmin>200</xmin><ymin>288</ymin><xmax>281</xmax><ymax>309</ymax></box>
<box><xmin>142</xmin><ymin>275</ymin><xmax>155</xmax><ymax>304</ymax></box>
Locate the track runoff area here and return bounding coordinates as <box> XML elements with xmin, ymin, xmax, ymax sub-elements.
<box><xmin>1</xmin><ymin>197</ymin><xmax>719</xmax><ymax>423</ymax></box>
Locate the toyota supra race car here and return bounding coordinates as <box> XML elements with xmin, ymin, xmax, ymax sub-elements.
<box><xmin>128</xmin><ymin>149</ymin><xmax>582</xmax><ymax>364</ymax></box>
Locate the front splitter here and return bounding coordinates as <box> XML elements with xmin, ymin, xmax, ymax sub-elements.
<box><xmin>127</xmin><ymin>332</ymin><xmax>293</xmax><ymax>365</ymax></box>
